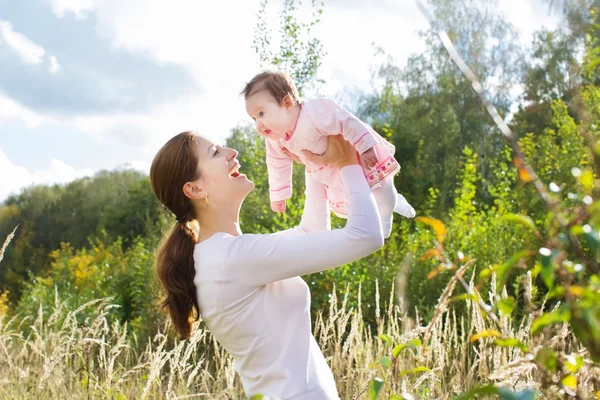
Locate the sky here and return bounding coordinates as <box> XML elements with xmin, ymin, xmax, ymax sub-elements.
<box><xmin>0</xmin><ymin>0</ymin><xmax>561</xmax><ymax>202</ymax></box>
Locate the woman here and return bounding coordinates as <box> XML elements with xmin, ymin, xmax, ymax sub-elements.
<box><xmin>149</xmin><ymin>131</ymin><xmax>384</xmax><ymax>400</ymax></box>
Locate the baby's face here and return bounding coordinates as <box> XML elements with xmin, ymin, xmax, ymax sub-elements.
<box><xmin>245</xmin><ymin>91</ymin><xmax>294</xmax><ymax>141</ymax></box>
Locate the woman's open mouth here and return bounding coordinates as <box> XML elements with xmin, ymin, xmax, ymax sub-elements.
<box><xmin>229</xmin><ymin>163</ymin><xmax>245</xmax><ymax>178</ymax></box>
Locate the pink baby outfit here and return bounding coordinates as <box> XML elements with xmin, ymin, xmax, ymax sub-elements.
<box><xmin>266</xmin><ymin>97</ymin><xmax>401</xmax><ymax>218</ymax></box>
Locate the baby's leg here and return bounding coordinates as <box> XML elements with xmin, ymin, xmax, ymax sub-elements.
<box><xmin>372</xmin><ymin>178</ymin><xmax>398</xmax><ymax>239</ymax></box>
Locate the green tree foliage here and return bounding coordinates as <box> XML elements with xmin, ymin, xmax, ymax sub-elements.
<box><xmin>14</xmin><ymin>236</ymin><xmax>161</xmax><ymax>342</ymax></box>
<box><xmin>253</xmin><ymin>0</ymin><xmax>326</xmax><ymax>95</ymax></box>
<box><xmin>510</xmin><ymin>0</ymin><xmax>594</xmax><ymax>139</ymax></box>
<box><xmin>0</xmin><ymin>169</ymin><xmax>166</xmax><ymax>302</ymax></box>
<box><xmin>359</xmin><ymin>0</ymin><xmax>523</xmax><ymax>213</ymax></box>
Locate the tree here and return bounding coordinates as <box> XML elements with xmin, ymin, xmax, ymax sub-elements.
<box><xmin>359</xmin><ymin>0</ymin><xmax>523</xmax><ymax>213</ymax></box>
<box><xmin>0</xmin><ymin>169</ymin><xmax>164</xmax><ymax>302</ymax></box>
<box><xmin>511</xmin><ymin>0</ymin><xmax>594</xmax><ymax>137</ymax></box>
<box><xmin>252</xmin><ymin>0</ymin><xmax>326</xmax><ymax>95</ymax></box>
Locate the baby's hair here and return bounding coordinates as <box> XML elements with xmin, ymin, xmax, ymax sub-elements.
<box><xmin>241</xmin><ymin>71</ymin><xmax>300</xmax><ymax>106</ymax></box>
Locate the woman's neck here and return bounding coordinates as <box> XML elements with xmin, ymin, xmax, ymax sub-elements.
<box><xmin>197</xmin><ymin>208</ymin><xmax>242</xmax><ymax>242</ymax></box>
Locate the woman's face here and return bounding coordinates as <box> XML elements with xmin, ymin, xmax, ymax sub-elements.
<box><xmin>188</xmin><ymin>135</ymin><xmax>254</xmax><ymax>208</ymax></box>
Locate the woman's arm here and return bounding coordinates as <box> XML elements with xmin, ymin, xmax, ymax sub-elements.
<box><xmin>229</xmin><ymin>163</ymin><xmax>383</xmax><ymax>286</ymax></box>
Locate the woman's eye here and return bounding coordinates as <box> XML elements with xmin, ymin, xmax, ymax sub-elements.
<box><xmin>214</xmin><ymin>149</ymin><xmax>219</xmax><ymax>157</ymax></box>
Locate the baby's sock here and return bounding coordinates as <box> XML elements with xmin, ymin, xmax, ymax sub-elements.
<box><xmin>394</xmin><ymin>194</ymin><xmax>416</xmax><ymax>218</ymax></box>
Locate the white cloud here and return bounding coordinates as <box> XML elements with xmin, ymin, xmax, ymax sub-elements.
<box><xmin>49</xmin><ymin>0</ymin><xmax>261</xmax><ymax>86</ymax></box>
<box><xmin>0</xmin><ymin>92</ymin><xmax>52</xmax><ymax>128</ymax></box>
<box><xmin>0</xmin><ymin>88</ymin><xmax>247</xmax><ymax>162</ymax></box>
<box><xmin>48</xmin><ymin>55</ymin><xmax>60</xmax><ymax>73</ymax></box>
<box><xmin>48</xmin><ymin>0</ymin><xmax>97</xmax><ymax>19</ymax></box>
<box><xmin>0</xmin><ymin>148</ymin><xmax>95</xmax><ymax>201</ymax></box>
<box><xmin>314</xmin><ymin>1</ymin><xmax>428</xmax><ymax>95</ymax></box>
<box><xmin>44</xmin><ymin>0</ymin><xmax>266</xmax><ymax>144</ymax></box>
<box><xmin>125</xmin><ymin>160</ymin><xmax>151</xmax><ymax>175</ymax></box>
<box><xmin>0</xmin><ymin>20</ymin><xmax>46</xmax><ymax>64</ymax></box>
<box><xmin>499</xmin><ymin>0</ymin><xmax>561</xmax><ymax>45</ymax></box>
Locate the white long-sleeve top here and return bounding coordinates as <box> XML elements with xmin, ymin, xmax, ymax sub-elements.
<box><xmin>193</xmin><ymin>165</ymin><xmax>383</xmax><ymax>400</ymax></box>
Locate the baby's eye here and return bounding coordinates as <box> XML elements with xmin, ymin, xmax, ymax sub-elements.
<box><xmin>258</xmin><ymin>111</ymin><xmax>264</xmax><ymax>117</ymax></box>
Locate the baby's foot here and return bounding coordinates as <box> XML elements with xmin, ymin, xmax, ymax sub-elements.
<box><xmin>381</xmin><ymin>217</ymin><xmax>393</xmax><ymax>239</ymax></box>
<box><xmin>394</xmin><ymin>194</ymin><xmax>416</xmax><ymax>218</ymax></box>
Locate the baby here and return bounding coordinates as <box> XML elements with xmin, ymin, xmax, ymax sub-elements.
<box><xmin>242</xmin><ymin>71</ymin><xmax>415</xmax><ymax>238</ymax></box>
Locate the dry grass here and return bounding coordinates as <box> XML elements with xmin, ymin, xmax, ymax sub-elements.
<box><xmin>1</xmin><ymin>266</ymin><xmax>599</xmax><ymax>400</ymax></box>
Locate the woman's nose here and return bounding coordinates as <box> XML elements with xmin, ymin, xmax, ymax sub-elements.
<box><xmin>227</xmin><ymin>148</ymin><xmax>238</xmax><ymax>160</ymax></box>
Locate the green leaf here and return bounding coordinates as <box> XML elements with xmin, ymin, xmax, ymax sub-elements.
<box><xmin>369</xmin><ymin>377</ymin><xmax>385</xmax><ymax>400</ymax></box>
<box><xmin>392</xmin><ymin>339</ymin><xmax>422</xmax><ymax>358</ymax></box>
<box><xmin>532</xmin><ymin>306</ymin><xmax>571</xmax><ymax>335</ymax></box>
<box><xmin>494</xmin><ymin>338</ymin><xmax>528</xmax><ymax>353</ymax></box>
<box><xmin>379</xmin><ymin>334</ymin><xmax>393</xmax><ymax>346</ymax></box>
<box><xmin>379</xmin><ymin>356</ymin><xmax>392</xmax><ymax>369</ymax></box>
<box><xmin>547</xmin><ymin>286</ymin><xmax>565</xmax><ymax>300</ymax></box>
<box><xmin>398</xmin><ymin>366</ymin><xmax>431</xmax><ymax>377</ymax></box>
<box><xmin>535</xmin><ymin>347</ymin><xmax>558</xmax><ymax>373</ymax></box>
<box><xmin>497</xmin><ymin>297</ymin><xmax>516</xmax><ymax>315</ymax></box>
<box><xmin>503</xmin><ymin>214</ymin><xmax>540</xmax><ymax>235</ymax></box>
<box><xmin>479</xmin><ymin>267</ymin><xmax>492</xmax><ymax>280</ymax></box>
<box><xmin>449</xmin><ymin>293</ymin><xmax>478</xmax><ymax>304</ymax></box>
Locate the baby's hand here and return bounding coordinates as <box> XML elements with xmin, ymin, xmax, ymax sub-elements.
<box><xmin>271</xmin><ymin>200</ymin><xmax>286</xmax><ymax>213</ymax></box>
<box><xmin>360</xmin><ymin>147</ymin><xmax>379</xmax><ymax>169</ymax></box>
<box><xmin>281</xmin><ymin>147</ymin><xmax>304</xmax><ymax>165</ymax></box>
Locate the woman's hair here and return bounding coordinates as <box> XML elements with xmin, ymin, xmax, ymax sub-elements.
<box><xmin>149</xmin><ymin>131</ymin><xmax>201</xmax><ymax>339</ymax></box>
<box><xmin>241</xmin><ymin>71</ymin><xmax>300</xmax><ymax>105</ymax></box>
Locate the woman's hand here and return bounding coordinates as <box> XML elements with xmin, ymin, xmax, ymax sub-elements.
<box><xmin>301</xmin><ymin>135</ymin><xmax>359</xmax><ymax>169</ymax></box>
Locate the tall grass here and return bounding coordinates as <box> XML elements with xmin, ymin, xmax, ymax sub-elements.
<box><xmin>1</xmin><ymin>269</ymin><xmax>598</xmax><ymax>399</ymax></box>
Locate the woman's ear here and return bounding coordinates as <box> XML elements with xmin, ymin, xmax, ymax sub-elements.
<box><xmin>183</xmin><ymin>181</ymin><xmax>205</xmax><ymax>200</ymax></box>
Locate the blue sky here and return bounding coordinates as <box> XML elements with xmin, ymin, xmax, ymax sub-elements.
<box><xmin>0</xmin><ymin>0</ymin><xmax>560</xmax><ymax>201</ymax></box>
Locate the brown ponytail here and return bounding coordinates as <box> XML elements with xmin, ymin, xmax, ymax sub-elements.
<box><xmin>149</xmin><ymin>132</ymin><xmax>201</xmax><ymax>339</ymax></box>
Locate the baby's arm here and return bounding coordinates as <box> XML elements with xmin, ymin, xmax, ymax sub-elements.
<box><xmin>272</xmin><ymin>172</ymin><xmax>331</xmax><ymax>238</ymax></box>
<box><xmin>307</xmin><ymin>98</ymin><xmax>380</xmax><ymax>169</ymax></box>
<box><xmin>266</xmin><ymin>139</ymin><xmax>293</xmax><ymax>212</ymax></box>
